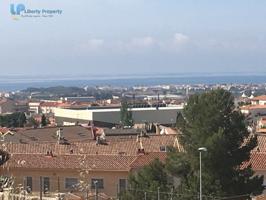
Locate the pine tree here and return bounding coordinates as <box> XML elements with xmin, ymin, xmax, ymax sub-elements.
<box><xmin>120</xmin><ymin>159</ymin><xmax>170</xmax><ymax>200</ymax></box>
<box><xmin>166</xmin><ymin>89</ymin><xmax>264</xmax><ymax>199</ymax></box>
<box><xmin>120</xmin><ymin>100</ymin><xmax>134</xmax><ymax>127</ymax></box>
<box><xmin>41</xmin><ymin>114</ymin><xmax>47</xmax><ymax>127</ymax></box>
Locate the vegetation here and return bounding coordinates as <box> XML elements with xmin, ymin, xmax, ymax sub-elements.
<box><xmin>27</xmin><ymin>116</ymin><xmax>39</xmax><ymax>128</ymax></box>
<box><xmin>0</xmin><ymin>112</ymin><xmax>26</xmax><ymax>128</ymax></box>
<box><xmin>0</xmin><ymin>150</ymin><xmax>11</xmax><ymax>191</ymax></box>
<box><xmin>122</xmin><ymin>89</ymin><xmax>263</xmax><ymax>200</ymax></box>
<box><xmin>120</xmin><ymin>99</ymin><xmax>134</xmax><ymax>127</ymax></box>
<box><xmin>120</xmin><ymin>159</ymin><xmax>171</xmax><ymax>200</ymax></box>
<box><xmin>41</xmin><ymin>114</ymin><xmax>47</xmax><ymax>127</ymax></box>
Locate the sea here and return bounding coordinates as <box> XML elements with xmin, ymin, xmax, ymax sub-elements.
<box><xmin>1</xmin><ymin>74</ymin><xmax>266</xmax><ymax>91</ymax></box>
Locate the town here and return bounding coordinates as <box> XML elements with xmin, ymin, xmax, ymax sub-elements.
<box><xmin>0</xmin><ymin>83</ymin><xmax>266</xmax><ymax>200</ymax></box>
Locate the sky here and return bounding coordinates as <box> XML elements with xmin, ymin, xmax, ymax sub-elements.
<box><xmin>1</xmin><ymin>0</ymin><xmax>266</xmax><ymax>77</ymax></box>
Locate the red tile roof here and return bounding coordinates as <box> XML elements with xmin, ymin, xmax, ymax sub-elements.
<box><xmin>130</xmin><ymin>152</ymin><xmax>167</xmax><ymax>169</ymax></box>
<box><xmin>1</xmin><ymin>133</ymin><xmax>177</xmax><ymax>171</ymax></box>
<box><xmin>40</xmin><ymin>102</ymin><xmax>60</xmax><ymax>107</ymax></box>
<box><xmin>252</xmin><ymin>95</ymin><xmax>266</xmax><ymax>101</ymax></box>
<box><xmin>3</xmin><ymin>154</ymin><xmax>137</xmax><ymax>171</ymax></box>
<box><xmin>2</xmin><ymin>134</ymin><xmax>176</xmax><ymax>155</ymax></box>
<box><xmin>254</xmin><ymin>194</ymin><xmax>266</xmax><ymax>200</ymax></box>
<box><xmin>242</xmin><ymin>152</ymin><xmax>266</xmax><ymax>170</ymax></box>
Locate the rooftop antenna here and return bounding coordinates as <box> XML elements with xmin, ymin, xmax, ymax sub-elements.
<box><xmin>56</xmin><ymin>128</ymin><xmax>63</xmax><ymax>144</ymax></box>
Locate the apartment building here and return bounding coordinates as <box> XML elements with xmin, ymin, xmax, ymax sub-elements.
<box><xmin>0</xmin><ymin>129</ymin><xmax>179</xmax><ymax>199</ymax></box>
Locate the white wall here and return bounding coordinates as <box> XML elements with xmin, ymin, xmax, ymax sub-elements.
<box><xmin>55</xmin><ymin>106</ymin><xmax>183</xmax><ymax>124</ymax></box>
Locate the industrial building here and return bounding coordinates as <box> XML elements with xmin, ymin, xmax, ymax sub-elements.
<box><xmin>54</xmin><ymin>105</ymin><xmax>183</xmax><ymax>127</ymax></box>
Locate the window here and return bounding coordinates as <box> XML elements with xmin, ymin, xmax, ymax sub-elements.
<box><xmin>26</xmin><ymin>177</ymin><xmax>32</xmax><ymax>192</ymax></box>
<box><xmin>43</xmin><ymin>177</ymin><xmax>50</xmax><ymax>193</ymax></box>
<box><xmin>91</xmin><ymin>178</ymin><xmax>104</xmax><ymax>189</ymax></box>
<box><xmin>160</xmin><ymin>146</ymin><xmax>167</xmax><ymax>152</ymax></box>
<box><xmin>65</xmin><ymin>178</ymin><xmax>78</xmax><ymax>189</ymax></box>
<box><xmin>119</xmin><ymin>179</ymin><xmax>127</xmax><ymax>192</ymax></box>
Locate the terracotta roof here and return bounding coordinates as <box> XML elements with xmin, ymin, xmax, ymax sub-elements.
<box><xmin>242</xmin><ymin>152</ymin><xmax>266</xmax><ymax>170</ymax></box>
<box><xmin>241</xmin><ymin>105</ymin><xmax>266</xmax><ymax>110</ymax></box>
<box><xmin>0</xmin><ymin>128</ymin><xmax>13</xmax><ymax>135</ymax></box>
<box><xmin>2</xmin><ymin>134</ymin><xmax>176</xmax><ymax>156</ymax></box>
<box><xmin>40</xmin><ymin>102</ymin><xmax>60</xmax><ymax>107</ymax></box>
<box><xmin>130</xmin><ymin>152</ymin><xmax>167</xmax><ymax>169</ymax></box>
<box><xmin>1</xmin><ymin>126</ymin><xmax>94</xmax><ymax>144</ymax></box>
<box><xmin>252</xmin><ymin>95</ymin><xmax>266</xmax><ymax>101</ymax></box>
<box><xmin>2</xmin><ymin>151</ymin><xmax>169</xmax><ymax>171</ymax></box>
<box><xmin>1</xmin><ymin>134</ymin><xmax>177</xmax><ymax>171</ymax></box>
<box><xmin>255</xmin><ymin>134</ymin><xmax>266</xmax><ymax>152</ymax></box>
<box><xmin>3</xmin><ymin>154</ymin><xmax>137</xmax><ymax>171</ymax></box>
<box><xmin>254</xmin><ymin>194</ymin><xmax>266</xmax><ymax>200</ymax></box>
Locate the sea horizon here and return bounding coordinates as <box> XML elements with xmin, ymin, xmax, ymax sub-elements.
<box><xmin>0</xmin><ymin>73</ymin><xmax>266</xmax><ymax>91</ymax></box>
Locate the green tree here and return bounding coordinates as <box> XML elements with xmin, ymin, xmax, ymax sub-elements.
<box><xmin>167</xmin><ymin>89</ymin><xmax>264</xmax><ymax>199</ymax></box>
<box><xmin>0</xmin><ymin>112</ymin><xmax>26</xmax><ymax>127</ymax></box>
<box><xmin>120</xmin><ymin>100</ymin><xmax>134</xmax><ymax>127</ymax></box>
<box><xmin>41</xmin><ymin>114</ymin><xmax>47</xmax><ymax>127</ymax></box>
<box><xmin>0</xmin><ymin>149</ymin><xmax>9</xmax><ymax>166</ymax></box>
<box><xmin>120</xmin><ymin>159</ymin><xmax>170</xmax><ymax>200</ymax></box>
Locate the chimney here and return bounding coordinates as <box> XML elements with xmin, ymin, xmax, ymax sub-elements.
<box><xmin>56</xmin><ymin>128</ymin><xmax>63</xmax><ymax>144</ymax></box>
<box><xmin>155</xmin><ymin>124</ymin><xmax>160</xmax><ymax>135</ymax></box>
<box><xmin>137</xmin><ymin>136</ymin><xmax>145</xmax><ymax>155</ymax></box>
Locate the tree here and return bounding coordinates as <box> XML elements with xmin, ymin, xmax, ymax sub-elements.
<box><xmin>41</xmin><ymin>114</ymin><xmax>47</xmax><ymax>127</ymax></box>
<box><xmin>167</xmin><ymin>89</ymin><xmax>264</xmax><ymax>199</ymax></box>
<box><xmin>120</xmin><ymin>100</ymin><xmax>134</xmax><ymax>127</ymax></box>
<box><xmin>120</xmin><ymin>159</ymin><xmax>170</xmax><ymax>200</ymax></box>
<box><xmin>27</xmin><ymin>116</ymin><xmax>39</xmax><ymax>128</ymax></box>
<box><xmin>0</xmin><ymin>149</ymin><xmax>11</xmax><ymax>192</ymax></box>
<box><xmin>0</xmin><ymin>112</ymin><xmax>26</xmax><ymax>128</ymax></box>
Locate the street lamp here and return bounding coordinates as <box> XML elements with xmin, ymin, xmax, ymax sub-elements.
<box><xmin>198</xmin><ymin>147</ymin><xmax>207</xmax><ymax>200</ymax></box>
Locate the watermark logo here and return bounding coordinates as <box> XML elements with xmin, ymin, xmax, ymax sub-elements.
<box><xmin>10</xmin><ymin>3</ymin><xmax>63</xmax><ymax>20</ymax></box>
<box><xmin>10</xmin><ymin>4</ymin><xmax>25</xmax><ymax>15</ymax></box>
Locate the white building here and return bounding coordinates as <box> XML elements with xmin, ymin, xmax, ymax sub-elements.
<box><xmin>54</xmin><ymin>105</ymin><xmax>183</xmax><ymax>126</ymax></box>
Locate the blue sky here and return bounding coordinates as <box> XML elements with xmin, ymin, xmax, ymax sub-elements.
<box><xmin>1</xmin><ymin>0</ymin><xmax>266</xmax><ymax>76</ymax></box>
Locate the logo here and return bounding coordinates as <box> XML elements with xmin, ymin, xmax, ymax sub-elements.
<box><xmin>10</xmin><ymin>4</ymin><xmax>25</xmax><ymax>15</ymax></box>
<box><xmin>10</xmin><ymin>3</ymin><xmax>63</xmax><ymax>20</ymax></box>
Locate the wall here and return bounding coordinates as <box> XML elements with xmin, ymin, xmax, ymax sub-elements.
<box><xmin>1</xmin><ymin>168</ymin><xmax>129</xmax><ymax>198</ymax></box>
<box><xmin>54</xmin><ymin>106</ymin><xmax>183</xmax><ymax>125</ymax></box>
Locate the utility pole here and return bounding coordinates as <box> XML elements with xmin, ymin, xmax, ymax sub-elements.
<box><xmin>198</xmin><ymin>147</ymin><xmax>207</xmax><ymax>200</ymax></box>
<box><xmin>170</xmin><ymin>187</ymin><xmax>174</xmax><ymax>200</ymax></box>
<box><xmin>144</xmin><ymin>192</ymin><xmax>147</xmax><ymax>200</ymax></box>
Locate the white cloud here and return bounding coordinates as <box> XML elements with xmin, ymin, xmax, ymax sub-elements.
<box><xmin>173</xmin><ymin>33</ymin><xmax>190</xmax><ymax>45</ymax></box>
<box><xmin>86</xmin><ymin>39</ymin><xmax>104</xmax><ymax>48</ymax></box>
<box><xmin>80</xmin><ymin>39</ymin><xmax>104</xmax><ymax>51</ymax></box>
<box><xmin>128</xmin><ymin>36</ymin><xmax>155</xmax><ymax>48</ymax></box>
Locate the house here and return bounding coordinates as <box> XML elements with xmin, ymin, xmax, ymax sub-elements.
<box><xmin>0</xmin><ymin>132</ymin><xmax>178</xmax><ymax>199</ymax></box>
<box><xmin>257</xmin><ymin>118</ymin><xmax>266</xmax><ymax>133</ymax></box>
<box><xmin>243</xmin><ymin>134</ymin><xmax>266</xmax><ymax>193</ymax></box>
<box><xmin>251</xmin><ymin>95</ymin><xmax>266</xmax><ymax>106</ymax></box>
<box><xmin>28</xmin><ymin>102</ymin><xmax>41</xmax><ymax>114</ymax></box>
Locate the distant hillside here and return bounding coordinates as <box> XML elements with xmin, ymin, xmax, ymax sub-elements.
<box><xmin>22</xmin><ymin>86</ymin><xmax>113</xmax><ymax>100</ymax></box>
<box><xmin>23</xmin><ymin>86</ymin><xmax>86</xmax><ymax>94</ymax></box>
